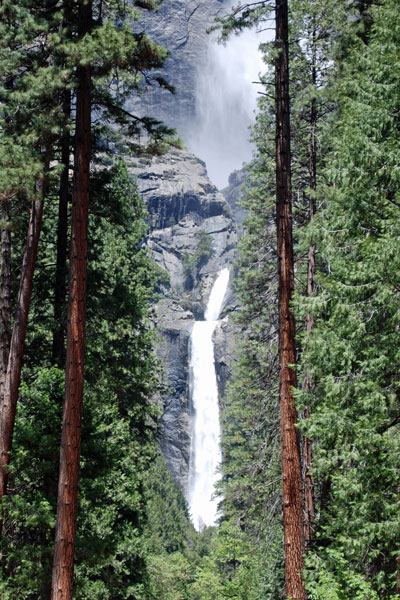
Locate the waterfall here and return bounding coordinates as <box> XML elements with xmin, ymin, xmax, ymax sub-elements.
<box><xmin>188</xmin><ymin>268</ymin><xmax>230</xmax><ymax>531</ymax></box>
<box><xmin>184</xmin><ymin>1</ymin><xmax>270</xmax><ymax>189</ymax></box>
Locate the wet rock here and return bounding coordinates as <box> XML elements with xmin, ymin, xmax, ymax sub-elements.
<box><xmin>213</xmin><ymin>315</ymin><xmax>239</xmax><ymax>406</ymax></box>
<box><xmin>154</xmin><ymin>299</ymin><xmax>194</xmax><ymax>490</ymax></box>
<box><xmin>128</xmin><ymin>147</ymin><xmax>240</xmax><ymax>491</ymax></box>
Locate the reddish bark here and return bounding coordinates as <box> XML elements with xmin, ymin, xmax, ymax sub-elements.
<box><xmin>0</xmin><ymin>180</ymin><xmax>46</xmax><ymax>513</ymax></box>
<box><xmin>50</xmin><ymin>3</ymin><xmax>91</xmax><ymax>597</ymax></box>
<box><xmin>1</xmin><ymin>78</ymin><xmax>15</xmax><ymax>403</ymax></box>
<box><xmin>275</xmin><ymin>0</ymin><xmax>306</xmax><ymax>597</ymax></box>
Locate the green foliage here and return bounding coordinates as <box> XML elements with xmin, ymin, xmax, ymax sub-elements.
<box><xmin>142</xmin><ymin>454</ymin><xmax>193</xmax><ymax>556</ymax></box>
<box><xmin>147</xmin><ymin>552</ymin><xmax>192</xmax><ymax>600</ymax></box>
<box><xmin>0</xmin><ymin>368</ymin><xmax>63</xmax><ymax>599</ymax></box>
<box><xmin>294</xmin><ymin>0</ymin><xmax>400</xmax><ymax>596</ymax></box>
<box><xmin>0</xmin><ymin>0</ymin><xmax>175</xmax><ymax>209</ymax></box>
<box><xmin>211</xmin><ymin>75</ymin><xmax>285</xmax><ymax>598</ymax></box>
<box><xmin>2</xmin><ymin>0</ymin><xmax>400</xmax><ymax>598</ymax></box>
<box><xmin>305</xmin><ymin>550</ymin><xmax>386</xmax><ymax>600</ymax></box>
<box><xmin>0</xmin><ymin>0</ymin><xmax>178</xmax><ymax>592</ymax></box>
<box><xmin>214</xmin><ymin>1</ymin><xmax>400</xmax><ymax>599</ymax></box>
<box><xmin>0</xmin><ymin>159</ymin><xmax>163</xmax><ymax>596</ymax></box>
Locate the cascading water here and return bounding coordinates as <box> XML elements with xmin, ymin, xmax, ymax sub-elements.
<box><xmin>184</xmin><ymin>1</ymin><xmax>271</xmax><ymax>189</ymax></box>
<box><xmin>188</xmin><ymin>268</ymin><xmax>230</xmax><ymax>531</ymax></box>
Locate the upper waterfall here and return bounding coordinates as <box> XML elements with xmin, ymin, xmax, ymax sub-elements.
<box><xmin>185</xmin><ymin>2</ymin><xmax>268</xmax><ymax>189</ymax></box>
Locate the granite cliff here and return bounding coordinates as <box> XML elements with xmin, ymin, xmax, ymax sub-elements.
<box><xmin>126</xmin><ymin>148</ymin><xmax>239</xmax><ymax>489</ymax></box>
<box><xmin>127</xmin><ymin>0</ymin><xmax>248</xmax><ymax>493</ymax></box>
<box><xmin>130</xmin><ymin>0</ymin><xmax>226</xmax><ymax>134</ymax></box>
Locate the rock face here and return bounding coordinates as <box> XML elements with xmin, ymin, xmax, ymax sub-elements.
<box><xmin>130</xmin><ymin>0</ymin><xmax>227</xmax><ymax>134</ymax></box>
<box><xmin>126</xmin><ymin>148</ymin><xmax>238</xmax><ymax>490</ymax></box>
<box><xmin>222</xmin><ymin>169</ymin><xmax>247</xmax><ymax>229</ymax></box>
<box><xmin>126</xmin><ymin>0</ymin><xmax>248</xmax><ymax>497</ymax></box>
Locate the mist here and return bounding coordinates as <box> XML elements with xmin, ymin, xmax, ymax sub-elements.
<box><xmin>184</xmin><ymin>4</ymin><xmax>271</xmax><ymax>189</ymax></box>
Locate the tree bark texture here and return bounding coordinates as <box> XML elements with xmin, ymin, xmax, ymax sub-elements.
<box><xmin>52</xmin><ymin>90</ymin><xmax>71</xmax><ymax>368</ymax></box>
<box><xmin>50</xmin><ymin>3</ymin><xmax>91</xmax><ymax>597</ymax></box>
<box><xmin>0</xmin><ymin>181</ymin><xmax>45</xmax><ymax>512</ymax></box>
<box><xmin>275</xmin><ymin>0</ymin><xmax>306</xmax><ymax>598</ymax></box>
<box><xmin>0</xmin><ymin>199</ymin><xmax>12</xmax><ymax>402</ymax></box>
<box><xmin>302</xmin><ymin>26</ymin><xmax>317</xmax><ymax>550</ymax></box>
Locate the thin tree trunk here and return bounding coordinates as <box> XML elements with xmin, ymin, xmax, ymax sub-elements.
<box><xmin>397</xmin><ymin>485</ymin><xmax>400</xmax><ymax>594</ymax></box>
<box><xmin>0</xmin><ymin>177</ymin><xmax>46</xmax><ymax>524</ymax></box>
<box><xmin>302</xmin><ymin>23</ymin><xmax>317</xmax><ymax>550</ymax></box>
<box><xmin>43</xmin><ymin>91</ymin><xmax>71</xmax><ymax>585</ymax></box>
<box><xmin>50</xmin><ymin>2</ymin><xmax>91</xmax><ymax>597</ymax></box>
<box><xmin>1</xmin><ymin>77</ymin><xmax>15</xmax><ymax>404</ymax></box>
<box><xmin>0</xmin><ymin>199</ymin><xmax>12</xmax><ymax>402</ymax></box>
<box><xmin>302</xmin><ymin>226</ymin><xmax>316</xmax><ymax>548</ymax></box>
<box><xmin>275</xmin><ymin>0</ymin><xmax>306</xmax><ymax>598</ymax></box>
<box><xmin>52</xmin><ymin>90</ymin><xmax>71</xmax><ymax>367</ymax></box>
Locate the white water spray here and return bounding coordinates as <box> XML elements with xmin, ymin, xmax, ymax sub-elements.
<box><xmin>185</xmin><ymin>2</ymin><xmax>270</xmax><ymax>189</ymax></box>
<box><xmin>188</xmin><ymin>268</ymin><xmax>230</xmax><ymax>531</ymax></box>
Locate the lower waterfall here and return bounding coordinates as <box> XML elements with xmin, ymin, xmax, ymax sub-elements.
<box><xmin>188</xmin><ymin>268</ymin><xmax>230</xmax><ymax>531</ymax></box>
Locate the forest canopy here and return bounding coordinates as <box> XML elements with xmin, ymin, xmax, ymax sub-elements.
<box><xmin>0</xmin><ymin>0</ymin><xmax>399</xmax><ymax>598</ymax></box>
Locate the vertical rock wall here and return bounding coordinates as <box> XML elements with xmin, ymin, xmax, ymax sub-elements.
<box><xmin>126</xmin><ymin>149</ymin><xmax>238</xmax><ymax>490</ymax></box>
<box><xmin>127</xmin><ymin>0</ymin><xmax>247</xmax><ymax>493</ymax></box>
<box><xmin>130</xmin><ymin>0</ymin><xmax>226</xmax><ymax>134</ymax></box>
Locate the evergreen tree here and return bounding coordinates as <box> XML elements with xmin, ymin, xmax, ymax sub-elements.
<box><xmin>0</xmin><ymin>0</ymin><xmax>68</xmax><ymax>513</ymax></box>
<box><xmin>216</xmin><ymin>81</ymin><xmax>284</xmax><ymax>600</ymax></box>
<box><xmin>295</xmin><ymin>0</ymin><xmax>400</xmax><ymax>596</ymax></box>
<box><xmin>51</xmin><ymin>2</ymin><xmax>92</xmax><ymax>593</ymax></box>
<box><xmin>289</xmin><ymin>0</ymin><xmax>347</xmax><ymax>548</ymax></box>
<box><xmin>0</xmin><ymin>159</ymin><xmax>164</xmax><ymax>597</ymax></box>
<box><xmin>274</xmin><ymin>1</ymin><xmax>306</xmax><ymax>596</ymax></box>
<box><xmin>0</xmin><ymin>0</ymin><xmax>174</xmax><ymax>592</ymax></box>
<box><xmin>212</xmin><ymin>3</ymin><xmax>307</xmax><ymax>595</ymax></box>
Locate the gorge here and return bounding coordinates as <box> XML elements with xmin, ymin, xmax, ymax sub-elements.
<box><xmin>128</xmin><ymin>0</ymin><xmax>265</xmax><ymax>506</ymax></box>
<box><xmin>2</xmin><ymin>0</ymin><xmax>397</xmax><ymax>596</ymax></box>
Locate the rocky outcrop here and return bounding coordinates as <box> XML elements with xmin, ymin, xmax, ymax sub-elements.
<box><xmin>130</xmin><ymin>0</ymin><xmax>227</xmax><ymax>134</ymax></box>
<box><xmin>126</xmin><ymin>148</ymin><xmax>238</xmax><ymax>490</ymax></box>
<box><xmin>153</xmin><ymin>299</ymin><xmax>193</xmax><ymax>487</ymax></box>
<box><xmin>125</xmin><ymin>0</ymin><xmax>248</xmax><ymax>497</ymax></box>
<box><xmin>222</xmin><ymin>169</ymin><xmax>248</xmax><ymax>230</ymax></box>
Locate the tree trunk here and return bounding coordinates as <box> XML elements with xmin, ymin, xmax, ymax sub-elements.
<box><xmin>52</xmin><ymin>90</ymin><xmax>71</xmax><ymax>367</ymax></box>
<box><xmin>0</xmin><ymin>199</ymin><xmax>12</xmax><ymax>402</ymax></box>
<box><xmin>1</xmin><ymin>77</ymin><xmax>15</xmax><ymax>404</ymax></box>
<box><xmin>397</xmin><ymin>485</ymin><xmax>400</xmax><ymax>595</ymax></box>
<box><xmin>50</xmin><ymin>2</ymin><xmax>91</xmax><ymax>597</ymax></box>
<box><xmin>275</xmin><ymin>0</ymin><xmax>306</xmax><ymax>598</ymax></box>
<box><xmin>0</xmin><ymin>178</ymin><xmax>46</xmax><ymax>521</ymax></box>
<box><xmin>302</xmin><ymin>23</ymin><xmax>317</xmax><ymax>550</ymax></box>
